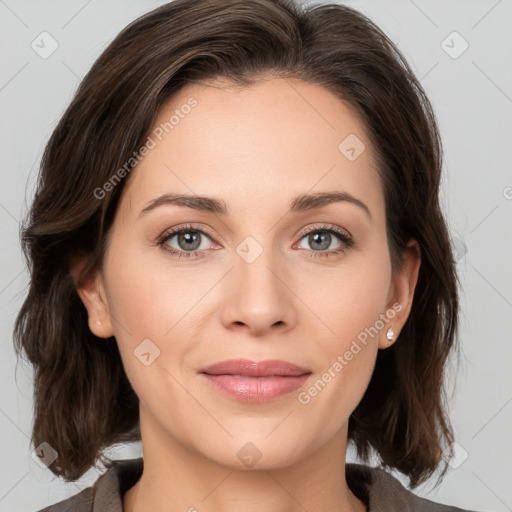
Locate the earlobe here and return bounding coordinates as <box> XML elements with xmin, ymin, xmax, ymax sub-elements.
<box><xmin>70</xmin><ymin>256</ymin><xmax>114</xmax><ymax>339</ymax></box>
<box><xmin>379</xmin><ymin>239</ymin><xmax>421</xmax><ymax>349</ymax></box>
<box><xmin>77</xmin><ymin>286</ymin><xmax>115</xmax><ymax>338</ymax></box>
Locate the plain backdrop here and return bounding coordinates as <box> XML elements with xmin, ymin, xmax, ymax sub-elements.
<box><xmin>1</xmin><ymin>0</ymin><xmax>511</xmax><ymax>511</ymax></box>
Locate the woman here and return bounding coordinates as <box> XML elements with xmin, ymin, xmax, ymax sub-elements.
<box><xmin>14</xmin><ymin>0</ymin><xmax>480</xmax><ymax>510</ymax></box>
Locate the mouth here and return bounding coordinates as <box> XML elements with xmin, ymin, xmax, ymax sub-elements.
<box><xmin>198</xmin><ymin>359</ymin><xmax>312</xmax><ymax>402</ymax></box>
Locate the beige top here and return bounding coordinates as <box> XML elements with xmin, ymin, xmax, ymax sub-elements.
<box><xmin>37</xmin><ymin>457</ymin><xmax>479</xmax><ymax>512</ymax></box>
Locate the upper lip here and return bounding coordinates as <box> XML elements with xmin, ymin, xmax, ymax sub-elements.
<box><xmin>199</xmin><ymin>359</ymin><xmax>312</xmax><ymax>377</ymax></box>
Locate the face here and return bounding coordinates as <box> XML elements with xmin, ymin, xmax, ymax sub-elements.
<box><xmin>78</xmin><ymin>77</ymin><xmax>419</xmax><ymax>470</ymax></box>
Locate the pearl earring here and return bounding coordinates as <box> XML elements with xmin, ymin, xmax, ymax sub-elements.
<box><xmin>386</xmin><ymin>327</ymin><xmax>394</xmax><ymax>340</ymax></box>
<box><xmin>97</xmin><ymin>320</ymin><xmax>102</xmax><ymax>325</ymax></box>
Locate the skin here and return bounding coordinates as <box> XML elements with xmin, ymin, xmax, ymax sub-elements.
<box><xmin>74</xmin><ymin>76</ymin><xmax>420</xmax><ymax>512</ymax></box>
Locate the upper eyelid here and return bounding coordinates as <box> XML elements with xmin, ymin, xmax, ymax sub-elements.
<box><xmin>296</xmin><ymin>224</ymin><xmax>351</xmax><ymax>240</ymax></box>
<box><xmin>161</xmin><ymin>224</ymin><xmax>219</xmax><ymax>243</ymax></box>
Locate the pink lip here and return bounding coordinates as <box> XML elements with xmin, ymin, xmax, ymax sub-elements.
<box><xmin>199</xmin><ymin>359</ymin><xmax>312</xmax><ymax>403</ymax></box>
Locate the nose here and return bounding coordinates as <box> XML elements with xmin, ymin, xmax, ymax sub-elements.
<box><xmin>220</xmin><ymin>245</ymin><xmax>297</xmax><ymax>336</ymax></box>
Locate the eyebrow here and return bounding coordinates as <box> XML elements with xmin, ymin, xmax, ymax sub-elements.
<box><xmin>138</xmin><ymin>191</ymin><xmax>372</xmax><ymax>220</ymax></box>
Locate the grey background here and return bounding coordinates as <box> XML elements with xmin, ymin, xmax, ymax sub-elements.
<box><xmin>1</xmin><ymin>0</ymin><xmax>511</xmax><ymax>510</ymax></box>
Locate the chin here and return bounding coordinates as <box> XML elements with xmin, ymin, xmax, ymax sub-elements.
<box><xmin>194</xmin><ymin>433</ymin><xmax>310</xmax><ymax>471</ymax></box>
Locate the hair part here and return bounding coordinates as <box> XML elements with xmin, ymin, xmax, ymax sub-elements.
<box><xmin>14</xmin><ymin>0</ymin><xmax>460</xmax><ymax>487</ymax></box>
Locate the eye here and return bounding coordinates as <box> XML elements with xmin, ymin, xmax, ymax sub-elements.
<box><xmin>157</xmin><ymin>223</ymin><xmax>353</xmax><ymax>260</ymax></box>
<box><xmin>157</xmin><ymin>224</ymin><xmax>217</xmax><ymax>259</ymax></box>
<box><xmin>295</xmin><ymin>224</ymin><xmax>353</xmax><ymax>259</ymax></box>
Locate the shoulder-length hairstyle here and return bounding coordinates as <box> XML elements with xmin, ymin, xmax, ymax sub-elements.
<box><xmin>14</xmin><ymin>0</ymin><xmax>460</xmax><ymax>487</ymax></box>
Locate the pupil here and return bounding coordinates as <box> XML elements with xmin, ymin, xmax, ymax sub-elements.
<box><xmin>310</xmin><ymin>231</ymin><xmax>330</xmax><ymax>250</ymax></box>
<box><xmin>179</xmin><ymin>231</ymin><xmax>201</xmax><ymax>251</ymax></box>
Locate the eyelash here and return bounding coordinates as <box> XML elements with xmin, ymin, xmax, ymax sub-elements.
<box><xmin>157</xmin><ymin>223</ymin><xmax>353</xmax><ymax>260</ymax></box>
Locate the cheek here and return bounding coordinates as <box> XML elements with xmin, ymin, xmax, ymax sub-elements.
<box><xmin>101</xmin><ymin>241</ymin><xmax>203</xmax><ymax>377</ymax></box>
<box><xmin>102</xmin><ymin>250</ymin><xmax>208</xmax><ymax>422</ymax></box>
<box><xmin>296</xmin><ymin>290</ymin><xmax>383</xmax><ymax>440</ymax></box>
<box><xmin>104</xmin><ymin>235</ymin><xmax>207</xmax><ymax>332</ymax></box>
<box><xmin>303</xmin><ymin>245</ymin><xmax>392</xmax><ymax>345</ymax></box>
<box><xmin>296</xmin><ymin>246</ymin><xmax>390</xmax><ymax>410</ymax></box>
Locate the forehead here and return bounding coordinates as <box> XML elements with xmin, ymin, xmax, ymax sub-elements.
<box><xmin>121</xmin><ymin>77</ymin><xmax>384</xmax><ymax>220</ymax></box>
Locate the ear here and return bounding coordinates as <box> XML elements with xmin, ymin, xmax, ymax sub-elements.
<box><xmin>70</xmin><ymin>256</ymin><xmax>114</xmax><ymax>339</ymax></box>
<box><xmin>379</xmin><ymin>239</ymin><xmax>421</xmax><ymax>349</ymax></box>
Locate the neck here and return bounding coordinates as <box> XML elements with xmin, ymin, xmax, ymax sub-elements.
<box><xmin>123</xmin><ymin>407</ymin><xmax>367</xmax><ymax>512</ymax></box>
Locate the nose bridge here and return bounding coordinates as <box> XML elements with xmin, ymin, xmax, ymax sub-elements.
<box><xmin>221</xmin><ymin>233</ymin><xmax>295</xmax><ymax>333</ymax></box>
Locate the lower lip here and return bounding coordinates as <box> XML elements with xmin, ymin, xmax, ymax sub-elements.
<box><xmin>200</xmin><ymin>373</ymin><xmax>311</xmax><ymax>403</ymax></box>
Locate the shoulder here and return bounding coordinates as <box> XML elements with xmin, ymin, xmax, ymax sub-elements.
<box><xmin>36</xmin><ymin>486</ymin><xmax>94</xmax><ymax>512</ymax></box>
<box><xmin>346</xmin><ymin>462</ymin><xmax>482</xmax><ymax>512</ymax></box>
<box><xmin>35</xmin><ymin>457</ymin><xmax>144</xmax><ymax>512</ymax></box>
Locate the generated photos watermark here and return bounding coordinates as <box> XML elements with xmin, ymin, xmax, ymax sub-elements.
<box><xmin>93</xmin><ymin>96</ymin><xmax>198</xmax><ymax>200</ymax></box>
<box><xmin>297</xmin><ymin>302</ymin><xmax>403</xmax><ymax>405</ymax></box>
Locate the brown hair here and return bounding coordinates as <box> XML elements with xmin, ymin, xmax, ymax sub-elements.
<box><xmin>14</xmin><ymin>0</ymin><xmax>460</xmax><ymax>488</ymax></box>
